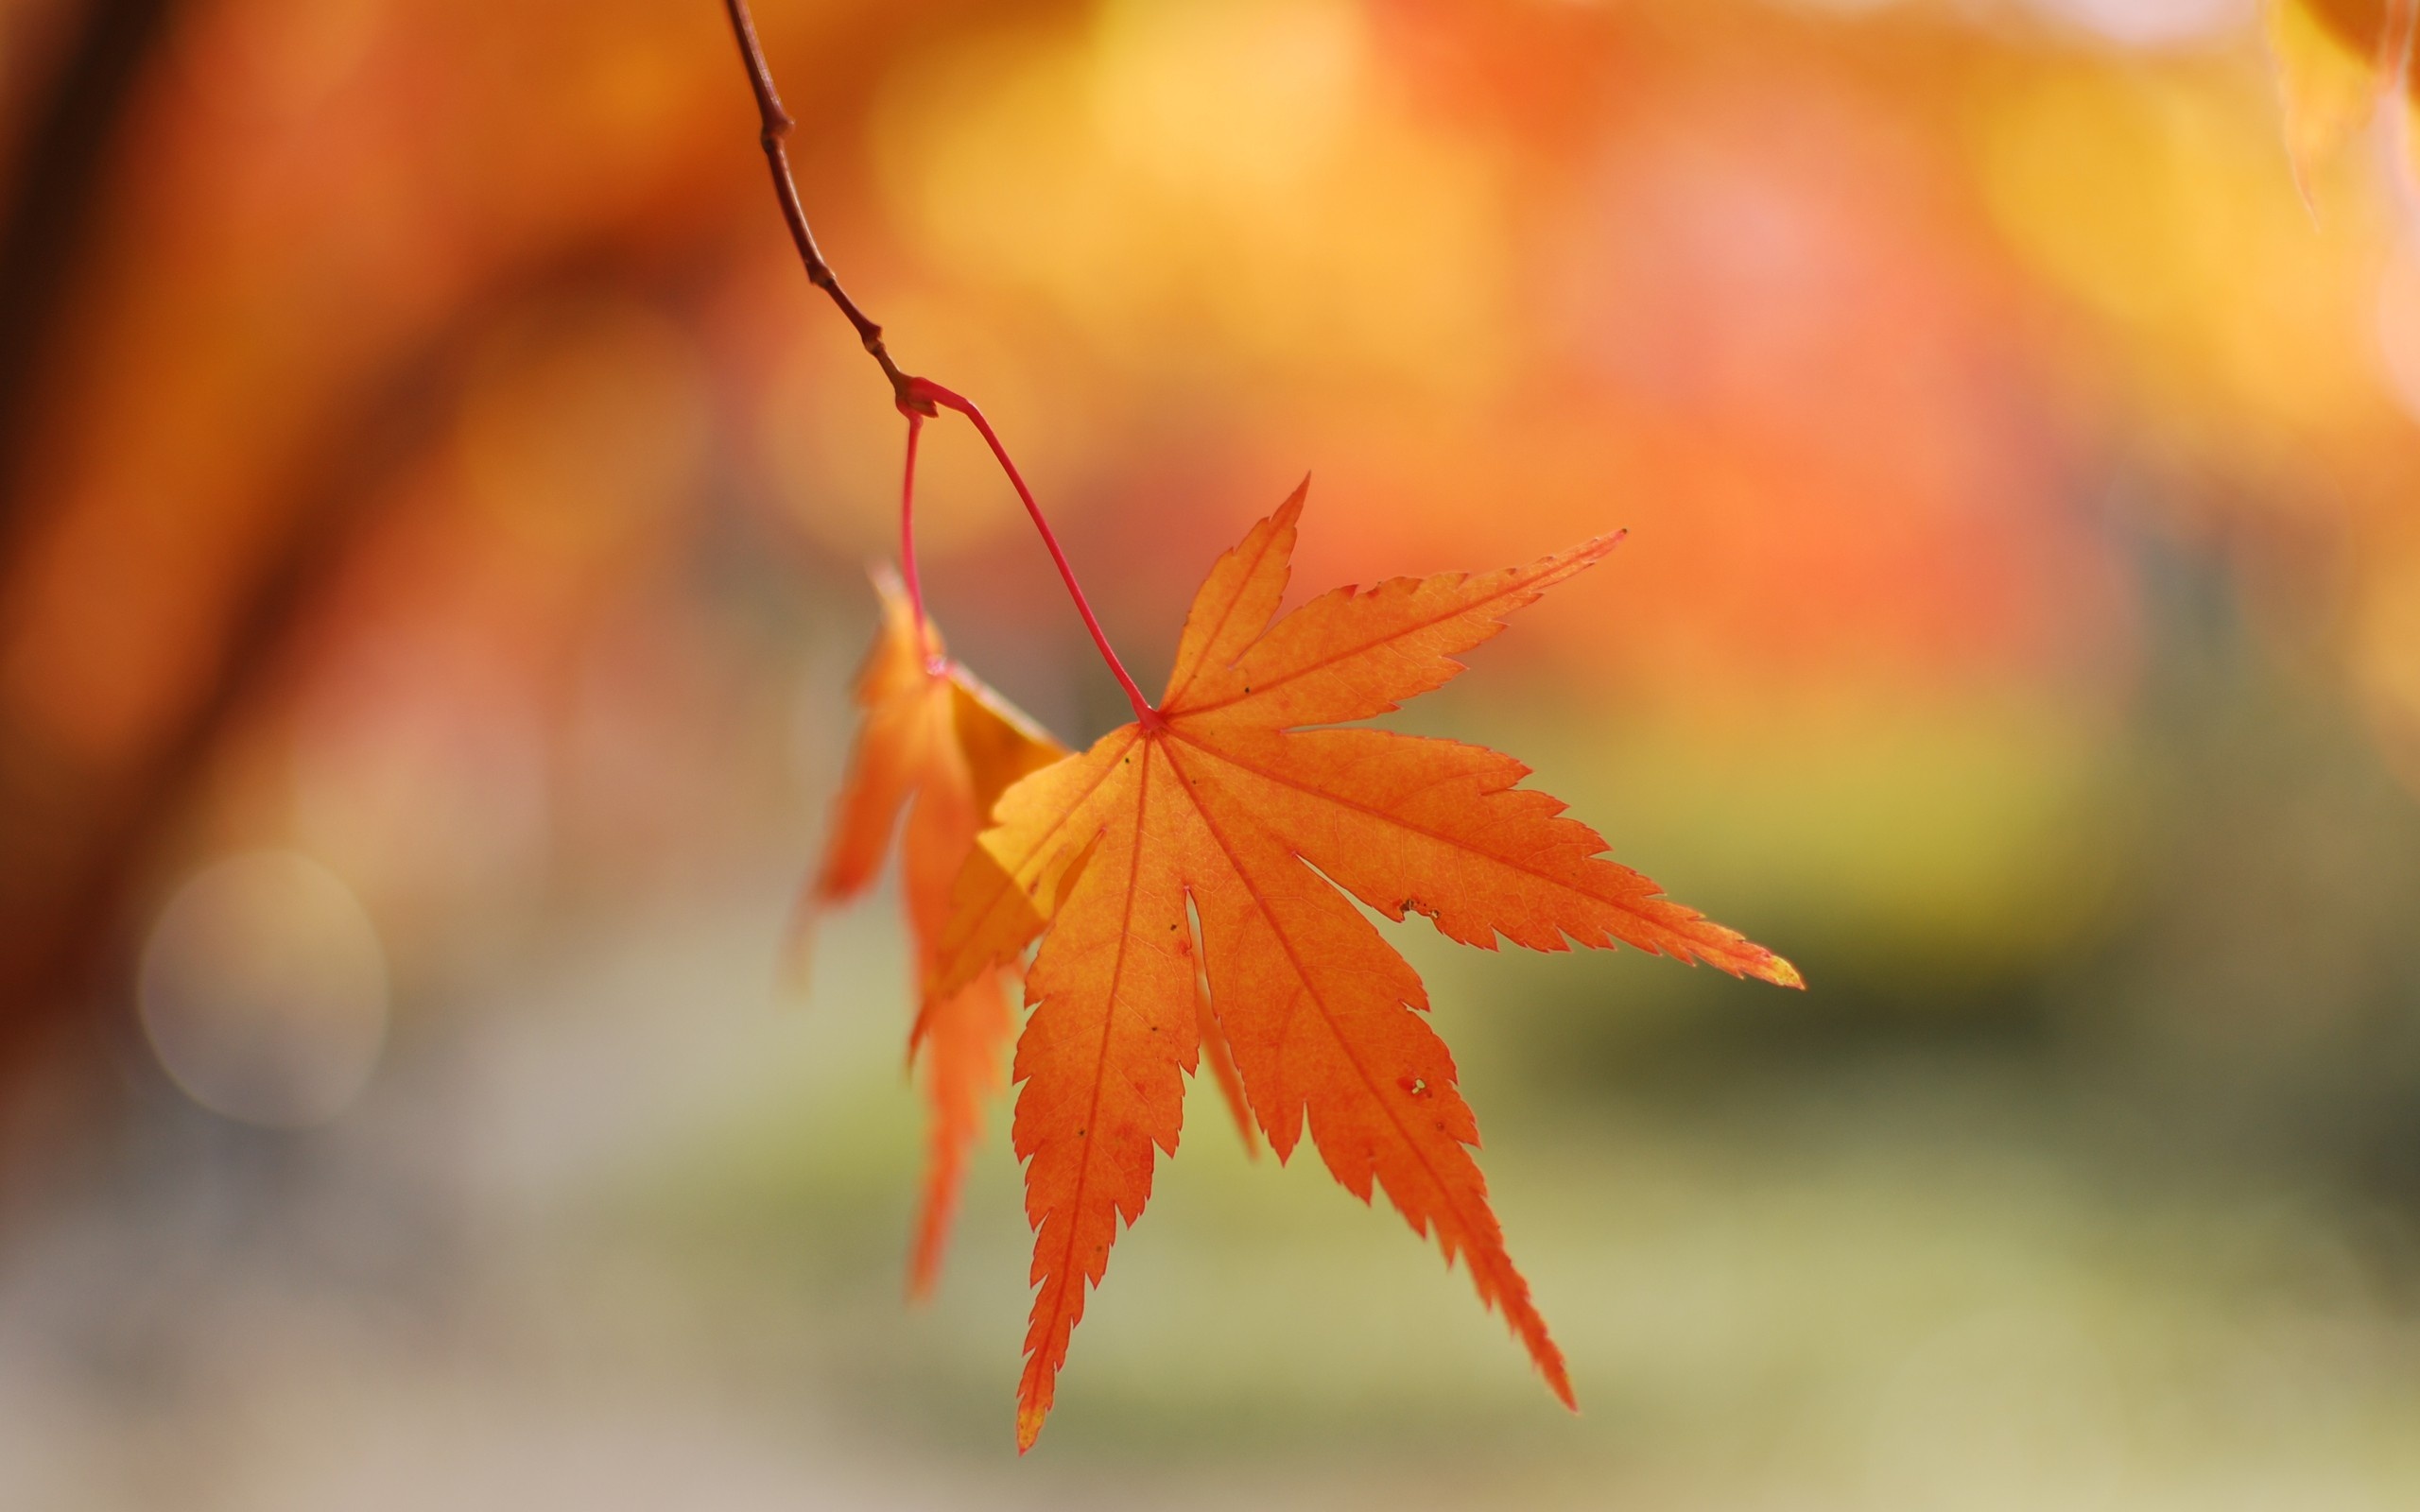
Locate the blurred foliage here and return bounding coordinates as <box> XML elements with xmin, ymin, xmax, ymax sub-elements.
<box><xmin>4</xmin><ymin>0</ymin><xmax>2420</xmax><ymax>1503</ymax></box>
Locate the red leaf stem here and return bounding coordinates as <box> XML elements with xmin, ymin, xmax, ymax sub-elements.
<box><xmin>908</xmin><ymin>377</ymin><xmax>1155</xmax><ymax>727</ymax></box>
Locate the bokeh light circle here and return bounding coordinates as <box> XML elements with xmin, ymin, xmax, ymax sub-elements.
<box><xmin>137</xmin><ymin>850</ymin><xmax>389</xmax><ymax>1128</ymax></box>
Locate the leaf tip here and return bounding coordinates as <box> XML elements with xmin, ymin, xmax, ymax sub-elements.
<box><xmin>1763</xmin><ymin>954</ymin><xmax>1806</xmax><ymax>990</ymax></box>
<box><xmin>1015</xmin><ymin>1404</ymin><xmax>1047</xmax><ymax>1454</ymax></box>
<box><xmin>1546</xmin><ymin>529</ymin><xmax>1626</xmax><ymax>582</ymax></box>
<box><xmin>1275</xmin><ymin>474</ymin><xmax>1310</xmax><ymax>527</ymax></box>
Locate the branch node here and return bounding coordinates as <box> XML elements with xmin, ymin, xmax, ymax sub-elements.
<box><xmin>723</xmin><ymin>0</ymin><xmax>897</xmax><ymax>388</ymax></box>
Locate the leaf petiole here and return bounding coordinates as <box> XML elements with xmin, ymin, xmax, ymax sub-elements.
<box><xmin>906</xmin><ymin>377</ymin><xmax>1156</xmax><ymax>727</ymax></box>
<box><xmin>896</xmin><ymin>405</ymin><xmax>941</xmax><ymax>673</ymax></box>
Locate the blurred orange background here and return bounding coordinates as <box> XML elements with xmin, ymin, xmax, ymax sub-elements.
<box><xmin>5</xmin><ymin>0</ymin><xmax>2420</xmax><ymax>1505</ymax></box>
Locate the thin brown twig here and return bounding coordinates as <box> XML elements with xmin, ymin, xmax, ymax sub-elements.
<box><xmin>719</xmin><ymin>0</ymin><xmax>932</xmax><ymax>416</ymax></box>
<box><xmin>718</xmin><ymin>0</ymin><xmax>1150</xmax><ymax>719</ymax></box>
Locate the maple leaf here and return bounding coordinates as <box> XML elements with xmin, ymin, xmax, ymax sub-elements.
<box><xmin>801</xmin><ymin>570</ymin><xmax>1067</xmax><ymax>1295</ymax></box>
<box><xmin>933</xmin><ymin>483</ymin><xmax>1802</xmax><ymax>1450</ymax></box>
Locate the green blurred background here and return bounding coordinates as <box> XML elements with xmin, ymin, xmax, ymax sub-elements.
<box><xmin>5</xmin><ymin>0</ymin><xmax>2420</xmax><ymax>1504</ymax></box>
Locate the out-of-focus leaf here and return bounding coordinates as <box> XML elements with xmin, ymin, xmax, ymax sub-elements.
<box><xmin>2268</xmin><ymin>0</ymin><xmax>2394</xmax><ymax>208</ymax></box>
<box><xmin>800</xmin><ymin>570</ymin><xmax>1064</xmax><ymax>1297</ymax></box>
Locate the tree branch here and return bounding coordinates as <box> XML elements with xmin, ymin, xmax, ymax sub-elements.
<box><xmin>719</xmin><ymin>0</ymin><xmax>931</xmax><ymax>415</ymax></box>
<box><xmin>718</xmin><ymin>0</ymin><xmax>1150</xmax><ymax>718</ymax></box>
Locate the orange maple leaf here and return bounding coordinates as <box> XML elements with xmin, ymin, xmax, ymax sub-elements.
<box><xmin>806</xmin><ymin>571</ymin><xmax>1258</xmax><ymax>1294</ymax></box>
<box><xmin>802</xmin><ymin>570</ymin><xmax>1067</xmax><ymax>1296</ymax></box>
<box><xmin>933</xmin><ymin>483</ymin><xmax>1802</xmax><ymax>1451</ymax></box>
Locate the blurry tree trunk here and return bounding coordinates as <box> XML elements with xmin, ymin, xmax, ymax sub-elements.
<box><xmin>0</xmin><ymin>0</ymin><xmax>176</xmax><ymax>551</ymax></box>
<box><xmin>0</xmin><ymin>0</ymin><xmax>983</xmax><ymax>1163</ymax></box>
<box><xmin>0</xmin><ymin>0</ymin><xmax>180</xmax><ymax>1151</ymax></box>
<box><xmin>0</xmin><ymin>251</ymin><xmax>620</xmax><ymax>1134</ymax></box>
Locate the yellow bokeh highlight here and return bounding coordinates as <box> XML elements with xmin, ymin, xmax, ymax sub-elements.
<box><xmin>872</xmin><ymin>2</ymin><xmax>1514</xmax><ymax>401</ymax></box>
<box><xmin>1976</xmin><ymin>65</ymin><xmax>2382</xmax><ymax>449</ymax></box>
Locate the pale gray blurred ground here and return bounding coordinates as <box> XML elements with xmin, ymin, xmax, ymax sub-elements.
<box><xmin>5</xmin><ymin>860</ymin><xmax>2420</xmax><ymax>1511</ymax></box>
